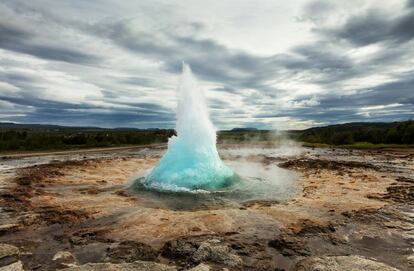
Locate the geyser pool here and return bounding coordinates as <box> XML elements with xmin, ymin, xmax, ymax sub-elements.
<box><xmin>141</xmin><ymin>63</ymin><xmax>234</xmax><ymax>191</ymax></box>
<box><xmin>132</xmin><ymin>149</ymin><xmax>299</xmax><ymax>210</ymax></box>
<box><xmin>132</xmin><ymin>64</ymin><xmax>299</xmax><ymax>205</ymax></box>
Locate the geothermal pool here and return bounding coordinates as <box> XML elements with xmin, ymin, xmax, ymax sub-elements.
<box><xmin>131</xmin><ymin>146</ymin><xmax>299</xmax><ymax>210</ymax></box>
<box><xmin>131</xmin><ymin>63</ymin><xmax>299</xmax><ymax>209</ymax></box>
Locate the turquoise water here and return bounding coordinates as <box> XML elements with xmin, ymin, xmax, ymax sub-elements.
<box><xmin>144</xmin><ymin>138</ymin><xmax>235</xmax><ymax>190</ymax></box>
<box><xmin>131</xmin><ymin>159</ymin><xmax>298</xmax><ymax>210</ymax></box>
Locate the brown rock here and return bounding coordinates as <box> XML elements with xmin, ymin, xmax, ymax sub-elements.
<box><xmin>294</xmin><ymin>256</ymin><xmax>399</xmax><ymax>271</ymax></box>
<box><xmin>61</xmin><ymin>260</ymin><xmax>176</xmax><ymax>271</ymax></box>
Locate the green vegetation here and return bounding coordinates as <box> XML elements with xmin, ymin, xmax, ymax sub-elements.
<box><xmin>0</xmin><ymin>123</ymin><xmax>174</xmax><ymax>152</ymax></box>
<box><xmin>1</xmin><ymin>120</ymin><xmax>413</xmax><ymax>153</ymax></box>
<box><xmin>292</xmin><ymin>120</ymin><xmax>414</xmax><ymax>146</ymax></box>
<box><xmin>0</xmin><ymin>124</ymin><xmax>274</xmax><ymax>153</ymax></box>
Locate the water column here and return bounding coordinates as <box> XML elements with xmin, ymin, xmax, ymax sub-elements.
<box><xmin>144</xmin><ymin>63</ymin><xmax>234</xmax><ymax>191</ymax></box>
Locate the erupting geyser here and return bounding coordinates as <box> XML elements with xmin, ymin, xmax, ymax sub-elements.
<box><xmin>143</xmin><ymin>63</ymin><xmax>234</xmax><ymax>191</ymax></box>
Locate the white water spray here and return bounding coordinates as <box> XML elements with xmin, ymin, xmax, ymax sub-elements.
<box><xmin>144</xmin><ymin>63</ymin><xmax>234</xmax><ymax>191</ymax></box>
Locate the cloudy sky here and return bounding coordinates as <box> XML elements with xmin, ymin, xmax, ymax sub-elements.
<box><xmin>0</xmin><ymin>0</ymin><xmax>413</xmax><ymax>130</ymax></box>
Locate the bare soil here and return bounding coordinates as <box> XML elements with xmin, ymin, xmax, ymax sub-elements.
<box><xmin>0</xmin><ymin>145</ymin><xmax>412</xmax><ymax>270</ymax></box>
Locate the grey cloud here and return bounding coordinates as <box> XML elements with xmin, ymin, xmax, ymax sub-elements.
<box><xmin>320</xmin><ymin>76</ymin><xmax>414</xmax><ymax>108</ymax></box>
<box><xmin>0</xmin><ymin>0</ymin><xmax>413</xmax><ymax>129</ymax></box>
<box><xmin>92</xmin><ymin>20</ymin><xmax>282</xmax><ymax>91</ymax></box>
<box><xmin>297</xmin><ymin>0</ymin><xmax>336</xmax><ymax>23</ymax></box>
<box><xmin>285</xmin><ymin>76</ymin><xmax>414</xmax><ymax>124</ymax></box>
<box><xmin>0</xmin><ymin>95</ymin><xmax>174</xmax><ymax>128</ymax></box>
<box><xmin>319</xmin><ymin>6</ymin><xmax>414</xmax><ymax>46</ymax></box>
<box><xmin>117</xmin><ymin>76</ymin><xmax>156</xmax><ymax>88</ymax></box>
<box><xmin>0</xmin><ymin>16</ymin><xmax>100</xmax><ymax>64</ymax></box>
<box><xmin>97</xmin><ymin>19</ymin><xmax>364</xmax><ymax>101</ymax></box>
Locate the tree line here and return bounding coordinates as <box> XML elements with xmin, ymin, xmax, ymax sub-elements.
<box><xmin>294</xmin><ymin>120</ymin><xmax>414</xmax><ymax>145</ymax></box>
<box><xmin>0</xmin><ymin>129</ymin><xmax>174</xmax><ymax>152</ymax></box>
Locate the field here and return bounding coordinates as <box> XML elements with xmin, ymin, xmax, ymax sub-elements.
<box><xmin>0</xmin><ymin>143</ymin><xmax>412</xmax><ymax>270</ymax></box>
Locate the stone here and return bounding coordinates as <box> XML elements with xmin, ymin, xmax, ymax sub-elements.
<box><xmin>53</xmin><ymin>251</ymin><xmax>75</xmax><ymax>261</ymax></box>
<box><xmin>187</xmin><ymin>263</ymin><xmax>211</xmax><ymax>271</ymax></box>
<box><xmin>52</xmin><ymin>251</ymin><xmax>77</xmax><ymax>268</ymax></box>
<box><xmin>0</xmin><ymin>244</ymin><xmax>19</xmax><ymax>267</ymax></box>
<box><xmin>0</xmin><ymin>224</ymin><xmax>19</xmax><ymax>234</ymax></box>
<box><xmin>0</xmin><ymin>244</ymin><xmax>19</xmax><ymax>260</ymax></box>
<box><xmin>407</xmin><ymin>255</ymin><xmax>414</xmax><ymax>266</ymax></box>
<box><xmin>0</xmin><ymin>261</ymin><xmax>24</xmax><ymax>271</ymax></box>
<box><xmin>192</xmin><ymin>240</ymin><xmax>242</xmax><ymax>267</ymax></box>
<box><xmin>268</xmin><ymin>235</ymin><xmax>309</xmax><ymax>256</ymax></box>
<box><xmin>17</xmin><ymin>213</ymin><xmax>40</xmax><ymax>226</ymax></box>
<box><xmin>61</xmin><ymin>260</ymin><xmax>176</xmax><ymax>271</ymax></box>
<box><xmin>294</xmin><ymin>256</ymin><xmax>399</xmax><ymax>271</ymax></box>
<box><xmin>162</xmin><ymin>235</ymin><xmax>263</xmax><ymax>269</ymax></box>
<box><xmin>105</xmin><ymin>241</ymin><xmax>158</xmax><ymax>263</ymax></box>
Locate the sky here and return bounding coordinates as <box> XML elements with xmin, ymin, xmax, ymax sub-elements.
<box><xmin>0</xmin><ymin>0</ymin><xmax>413</xmax><ymax>130</ymax></box>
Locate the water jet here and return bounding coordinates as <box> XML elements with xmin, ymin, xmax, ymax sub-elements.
<box><xmin>142</xmin><ymin>63</ymin><xmax>235</xmax><ymax>191</ymax></box>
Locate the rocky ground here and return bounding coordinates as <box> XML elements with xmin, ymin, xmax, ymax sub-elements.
<box><xmin>0</xmin><ymin>145</ymin><xmax>412</xmax><ymax>270</ymax></box>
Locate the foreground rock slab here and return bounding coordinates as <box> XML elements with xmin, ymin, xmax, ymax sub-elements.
<box><xmin>62</xmin><ymin>260</ymin><xmax>177</xmax><ymax>271</ymax></box>
<box><xmin>0</xmin><ymin>261</ymin><xmax>24</xmax><ymax>271</ymax></box>
<box><xmin>0</xmin><ymin>244</ymin><xmax>19</xmax><ymax>268</ymax></box>
<box><xmin>294</xmin><ymin>256</ymin><xmax>399</xmax><ymax>271</ymax></box>
<box><xmin>0</xmin><ymin>244</ymin><xmax>19</xmax><ymax>261</ymax></box>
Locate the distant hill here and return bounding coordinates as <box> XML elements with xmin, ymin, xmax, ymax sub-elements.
<box><xmin>290</xmin><ymin>120</ymin><xmax>414</xmax><ymax>145</ymax></box>
<box><xmin>230</xmin><ymin>127</ymin><xmax>259</xmax><ymax>132</ymax></box>
<box><xmin>0</xmin><ymin>122</ymin><xmax>106</xmax><ymax>131</ymax></box>
<box><xmin>0</xmin><ymin>122</ymin><xmax>165</xmax><ymax>132</ymax></box>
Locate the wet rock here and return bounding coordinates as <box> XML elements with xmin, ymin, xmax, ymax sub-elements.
<box><xmin>162</xmin><ymin>235</ymin><xmax>211</xmax><ymax>260</ymax></box>
<box><xmin>105</xmin><ymin>241</ymin><xmax>158</xmax><ymax>263</ymax></box>
<box><xmin>16</xmin><ymin>177</ymin><xmax>31</xmax><ymax>186</ymax></box>
<box><xmin>37</xmin><ymin>206</ymin><xmax>90</xmax><ymax>225</ymax></box>
<box><xmin>192</xmin><ymin>239</ymin><xmax>242</xmax><ymax>267</ymax></box>
<box><xmin>52</xmin><ymin>251</ymin><xmax>78</xmax><ymax>269</ymax></box>
<box><xmin>242</xmin><ymin>200</ymin><xmax>280</xmax><ymax>208</ymax></box>
<box><xmin>279</xmin><ymin>158</ymin><xmax>378</xmax><ymax>171</ymax></box>
<box><xmin>268</xmin><ymin>235</ymin><xmax>310</xmax><ymax>256</ymax></box>
<box><xmin>0</xmin><ymin>244</ymin><xmax>19</xmax><ymax>267</ymax></box>
<box><xmin>341</xmin><ymin>208</ymin><xmax>379</xmax><ymax>223</ymax></box>
<box><xmin>407</xmin><ymin>255</ymin><xmax>414</xmax><ymax>266</ymax></box>
<box><xmin>0</xmin><ymin>261</ymin><xmax>24</xmax><ymax>271</ymax></box>
<box><xmin>383</xmin><ymin>182</ymin><xmax>414</xmax><ymax>203</ymax></box>
<box><xmin>293</xmin><ymin>220</ymin><xmax>336</xmax><ymax>236</ymax></box>
<box><xmin>114</xmin><ymin>190</ymin><xmax>128</xmax><ymax>197</ymax></box>
<box><xmin>18</xmin><ymin>213</ymin><xmax>40</xmax><ymax>226</ymax></box>
<box><xmin>0</xmin><ymin>244</ymin><xmax>19</xmax><ymax>259</ymax></box>
<box><xmin>187</xmin><ymin>263</ymin><xmax>211</xmax><ymax>271</ymax></box>
<box><xmin>395</xmin><ymin>176</ymin><xmax>414</xmax><ymax>183</ymax></box>
<box><xmin>0</xmin><ymin>224</ymin><xmax>19</xmax><ymax>234</ymax></box>
<box><xmin>162</xmin><ymin>235</ymin><xmax>244</xmax><ymax>268</ymax></box>
<box><xmin>69</xmin><ymin>229</ymin><xmax>110</xmax><ymax>245</ymax></box>
<box><xmin>61</xmin><ymin>260</ymin><xmax>177</xmax><ymax>271</ymax></box>
<box><xmin>294</xmin><ymin>256</ymin><xmax>399</xmax><ymax>271</ymax></box>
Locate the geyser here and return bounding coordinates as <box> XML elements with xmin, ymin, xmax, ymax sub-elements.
<box><xmin>143</xmin><ymin>63</ymin><xmax>234</xmax><ymax>191</ymax></box>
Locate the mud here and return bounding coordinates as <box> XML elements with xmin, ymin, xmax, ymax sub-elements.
<box><xmin>0</xmin><ymin>146</ymin><xmax>412</xmax><ymax>270</ymax></box>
